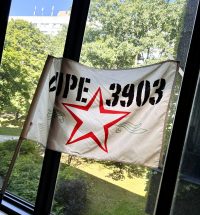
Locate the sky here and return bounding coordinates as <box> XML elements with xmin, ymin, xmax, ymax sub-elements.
<box><xmin>10</xmin><ymin>0</ymin><xmax>73</xmax><ymax>16</ymax></box>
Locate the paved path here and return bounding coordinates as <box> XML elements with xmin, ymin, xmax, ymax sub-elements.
<box><xmin>0</xmin><ymin>135</ymin><xmax>18</xmax><ymax>143</ymax></box>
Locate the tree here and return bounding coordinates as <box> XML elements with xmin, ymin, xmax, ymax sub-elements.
<box><xmin>0</xmin><ymin>19</ymin><xmax>49</xmax><ymax>125</ymax></box>
<box><xmin>49</xmin><ymin>25</ymin><xmax>68</xmax><ymax>57</ymax></box>
<box><xmin>81</xmin><ymin>0</ymin><xmax>186</xmax><ymax>68</ymax></box>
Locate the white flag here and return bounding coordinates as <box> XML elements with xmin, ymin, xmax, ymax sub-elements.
<box><xmin>23</xmin><ymin>55</ymin><xmax>179</xmax><ymax>168</ymax></box>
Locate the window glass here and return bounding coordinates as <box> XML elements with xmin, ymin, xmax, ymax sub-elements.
<box><xmin>164</xmin><ymin>1</ymin><xmax>200</xmax><ymax>214</ymax></box>
<box><xmin>81</xmin><ymin>0</ymin><xmax>186</xmax><ymax>69</ymax></box>
<box><xmin>1</xmin><ymin>0</ymin><xmax>194</xmax><ymax>213</ymax></box>
<box><xmin>171</xmin><ymin>68</ymin><xmax>200</xmax><ymax>213</ymax></box>
<box><xmin>51</xmin><ymin>0</ymin><xmax>187</xmax><ymax>214</ymax></box>
<box><xmin>0</xmin><ymin>0</ymin><xmax>70</xmax><ymax>203</ymax></box>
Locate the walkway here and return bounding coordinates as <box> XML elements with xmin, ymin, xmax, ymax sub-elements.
<box><xmin>0</xmin><ymin>135</ymin><xmax>18</xmax><ymax>143</ymax></box>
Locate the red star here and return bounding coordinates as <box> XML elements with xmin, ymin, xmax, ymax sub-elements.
<box><xmin>62</xmin><ymin>88</ymin><xmax>130</xmax><ymax>152</ymax></box>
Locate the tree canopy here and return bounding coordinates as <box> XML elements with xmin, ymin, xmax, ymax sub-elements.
<box><xmin>0</xmin><ymin>19</ymin><xmax>49</xmax><ymax>125</ymax></box>
<box><xmin>49</xmin><ymin>25</ymin><xmax>68</xmax><ymax>57</ymax></box>
<box><xmin>81</xmin><ymin>0</ymin><xmax>186</xmax><ymax>68</ymax></box>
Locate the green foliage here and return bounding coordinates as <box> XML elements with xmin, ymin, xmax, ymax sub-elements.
<box><xmin>0</xmin><ymin>126</ymin><xmax>21</xmax><ymax>136</ymax></box>
<box><xmin>49</xmin><ymin>25</ymin><xmax>68</xmax><ymax>57</ymax></box>
<box><xmin>172</xmin><ymin>181</ymin><xmax>200</xmax><ymax>215</ymax></box>
<box><xmin>84</xmin><ymin>172</ymin><xmax>146</xmax><ymax>215</ymax></box>
<box><xmin>81</xmin><ymin>0</ymin><xmax>186</xmax><ymax>68</ymax></box>
<box><xmin>99</xmin><ymin>160</ymin><xmax>146</xmax><ymax>180</ymax></box>
<box><xmin>8</xmin><ymin>154</ymin><xmax>42</xmax><ymax>202</ymax></box>
<box><xmin>55</xmin><ymin>179</ymin><xmax>88</xmax><ymax>215</ymax></box>
<box><xmin>0</xmin><ymin>139</ymin><xmax>41</xmax><ymax>157</ymax></box>
<box><xmin>0</xmin><ymin>19</ymin><xmax>49</xmax><ymax>126</ymax></box>
<box><xmin>68</xmin><ymin>157</ymin><xmax>146</xmax><ymax>181</ymax></box>
<box><xmin>176</xmin><ymin>181</ymin><xmax>200</xmax><ymax>200</ymax></box>
<box><xmin>58</xmin><ymin>163</ymin><xmax>83</xmax><ymax>181</ymax></box>
<box><xmin>0</xmin><ymin>140</ymin><xmax>43</xmax><ymax>202</ymax></box>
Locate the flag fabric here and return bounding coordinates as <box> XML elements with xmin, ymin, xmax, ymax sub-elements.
<box><xmin>24</xmin><ymin>55</ymin><xmax>179</xmax><ymax>168</ymax></box>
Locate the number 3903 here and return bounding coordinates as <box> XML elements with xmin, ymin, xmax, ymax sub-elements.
<box><xmin>106</xmin><ymin>79</ymin><xmax>166</xmax><ymax>107</ymax></box>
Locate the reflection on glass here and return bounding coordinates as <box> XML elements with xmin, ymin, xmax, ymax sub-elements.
<box><xmin>171</xmin><ymin>74</ymin><xmax>200</xmax><ymax>215</ymax></box>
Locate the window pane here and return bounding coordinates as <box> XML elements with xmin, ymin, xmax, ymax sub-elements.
<box><xmin>165</xmin><ymin>1</ymin><xmax>200</xmax><ymax>214</ymax></box>
<box><xmin>0</xmin><ymin>0</ymin><xmax>70</xmax><ymax>203</ymax></box>
<box><xmin>171</xmin><ymin>66</ymin><xmax>200</xmax><ymax>214</ymax></box>
<box><xmin>51</xmin><ymin>0</ymin><xmax>187</xmax><ymax>214</ymax></box>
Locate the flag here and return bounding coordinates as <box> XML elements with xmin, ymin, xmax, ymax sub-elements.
<box><xmin>23</xmin><ymin>55</ymin><xmax>179</xmax><ymax>168</ymax></box>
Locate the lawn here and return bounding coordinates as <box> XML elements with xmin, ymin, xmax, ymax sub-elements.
<box><xmin>0</xmin><ymin>127</ymin><xmax>21</xmax><ymax>136</ymax></box>
<box><xmin>56</xmin><ymin>157</ymin><xmax>148</xmax><ymax>215</ymax></box>
<box><xmin>54</xmin><ymin>163</ymin><xmax>147</xmax><ymax>215</ymax></box>
<box><xmin>75</xmin><ymin>160</ymin><xmax>147</xmax><ymax>196</ymax></box>
<box><xmin>85</xmin><ymin>173</ymin><xmax>147</xmax><ymax>215</ymax></box>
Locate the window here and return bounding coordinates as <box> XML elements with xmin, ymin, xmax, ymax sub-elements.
<box><xmin>0</xmin><ymin>0</ymin><xmax>200</xmax><ymax>215</ymax></box>
<box><xmin>171</xmin><ymin>73</ymin><xmax>200</xmax><ymax>215</ymax></box>
<box><xmin>0</xmin><ymin>0</ymin><xmax>70</xmax><ymax>213</ymax></box>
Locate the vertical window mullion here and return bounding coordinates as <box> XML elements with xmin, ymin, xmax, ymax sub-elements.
<box><xmin>0</xmin><ymin>0</ymin><xmax>12</xmax><ymax>63</ymax></box>
<box><xmin>33</xmin><ymin>1</ymin><xmax>91</xmax><ymax>214</ymax></box>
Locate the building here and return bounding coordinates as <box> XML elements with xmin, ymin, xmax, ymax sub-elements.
<box><xmin>9</xmin><ymin>11</ymin><xmax>70</xmax><ymax>36</ymax></box>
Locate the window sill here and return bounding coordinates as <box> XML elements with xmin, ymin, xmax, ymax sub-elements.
<box><xmin>0</xmin><ymin>192</ymin><xmax>34</xmax><ymax>215</ymax></box>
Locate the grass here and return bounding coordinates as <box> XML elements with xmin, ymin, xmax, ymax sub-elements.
<box><xmin>57</xmin><ymin>157</ymin><xmax>148</xmax><ymax>215</ymax></box>
<box><xmin>75</xmin><ymin>161</ymin><xmax>147</xmax><ymax>196</ymax></box>
<box><xmin>85</xmin><ymin>174</ymin><xmax>147</xmax><ymax>215</ymax></box>
<box><xmin>0</xmin><ymin>127</ymin><xmax>21</xmax><ymax>136</ymax></box>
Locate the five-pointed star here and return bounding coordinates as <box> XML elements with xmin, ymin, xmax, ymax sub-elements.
<box><xmin>62</xmin><ymin>88</ymin><xmax>130</xmax><ymax>152</ymax></box>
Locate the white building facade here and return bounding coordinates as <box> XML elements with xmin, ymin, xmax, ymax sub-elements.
<box><xmin>9</xmin><ymin>13</ymin><xmax>70</xmax><ymax>35</ymax></box>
